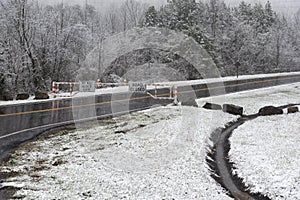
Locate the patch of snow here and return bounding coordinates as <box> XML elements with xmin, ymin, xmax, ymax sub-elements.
<box><xmin>2</xmin><ymin>79</ymin><xmax>300</xmax><ymax>199</ymax></box>
<box><xmin>197</xmin><ymin>82</ymin><xmax>300</xmax><ymax>115</ymax></box>
<box><xmin>0</xmin><ymin>86</ymin><xmax>129</xmax><ymax>106</ymax></box>
<box><xmin>1</xmin><ymin>106</ymin><xmax>236</xmax><ymax>199</ymax></box>
<box><xmin>202</xmin><ymin>82</ymin><xmax>300</xmax><ymax>199</ymax></box>
<box><xmin>0</xmin><ymin>182</ymin><xmax>24</xmax><ymax>189</ymax></box>
<box><xmin>159</xmin><ymin>71</ymin><xmax>300</xmax><ymax>87</ymax></box>
<box><xmin>230</xmin><ymin>114</ymin><xmax>300</xmax><ymax>200</ymax></box>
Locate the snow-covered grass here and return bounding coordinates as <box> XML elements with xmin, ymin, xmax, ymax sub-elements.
<box><xmin>200</xmin><ymin>82</ymin><xmax>300</xmax><ymax>200</ymax></box>
<box><xmin>197</xmin><ymin>82</ymin><xmax>300</xmax><ymax>115</ymax></box>
<box><xmin>230</xmin><ymin>114</ymin><xmax>300</xmax><ymax>200</ymax></box>
<box><xmin>1</xmin><ymin>106</ymin><xmax>236</xmax><ymax>199</ymax></box>
<box><xmin>1</xmin><ymin>81</ymin><xmax>300</xmax><ymax>199</ymax></box>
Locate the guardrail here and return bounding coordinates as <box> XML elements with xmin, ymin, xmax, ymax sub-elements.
<box><xmin>1</xmin><ymin>73</ymin><xmax>300</xmax><ymax>161</ymax></box>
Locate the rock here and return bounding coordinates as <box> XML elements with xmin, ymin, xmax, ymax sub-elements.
<box><xmin>259</xmin><ymin>106</ymin><xmax>283</xmax><ymax>116</ymax></box>
<box><xmin>52</xmin><ymin>159</ymin><xmax>64</xmax><ymax>166</ymax></box>
<box><xmin>82</xmin><ymin>191</ymin><xmax>92</xmax><ymax>197</ymax></box>
<box><xmin>223</xmin><ymin>104</ymin><xmax>243</xmax><ymax>115</ymax></box>
<box><xmin>288</xmin><ymin>107</ymin><xmax>299</xmax><ymax>114</ymax></box>
<box><xmin>16</xmin><ymin>93</ymin><xmax>30</xmax><ymax>100</ymax></box>
<box><xmin>34</xmin><ymin>91</ymin><xmax>49</xmax><ymax>100</ymax></box>
<box><xmin>203</xmin><ymin>102</ymin><xmax>222</xmax><ymax>110</ymax></box>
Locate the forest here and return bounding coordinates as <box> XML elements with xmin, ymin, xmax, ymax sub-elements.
<box><xmin>0</xmin><ymin>0</ymin><xmax>299</xmax><ymax>99</ymax></box>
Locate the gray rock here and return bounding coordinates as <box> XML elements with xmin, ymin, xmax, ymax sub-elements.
<box><xmin>259</xmin><ymin>106</ymin><xmax>283</xmax><ymax>116</ymax></box>
<box><xmin>16</xmin><ymin>93</ymin><xmax>30</xmax><ymax>100</ymax></box>
<box><xmin>287</xmin><ymin>107</ymin><xmax>299</xmax><ymax>114</ymax></box>
<box><xmin>223</xmin><ymin>104</ymin><xmax>243</xmax><ymax>116</ymax></box>
<box><xmin>34</xmin><ymin>91</ymin><xmax>49</xmax><ymax>100</ymax></box>
<box><xmin>203</xmin><ymin>102</ymin><xmax>222</xmax><ymax>110</ymax></box>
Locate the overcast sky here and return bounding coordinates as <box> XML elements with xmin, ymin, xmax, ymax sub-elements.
<box><xmin>41</xmin><ymin>0</ymin><xmax>300</xmax><ymax>15</ymax></box>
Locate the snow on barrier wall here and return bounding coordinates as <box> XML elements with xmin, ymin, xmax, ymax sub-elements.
<box><xmin>0</xmin><ymin>73</ymin><xmax>300</xmax><ymax>161</ymax></box>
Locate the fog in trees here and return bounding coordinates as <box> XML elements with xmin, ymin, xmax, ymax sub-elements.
<box><xmin>0</xmin><ymin>0</ymin><xmax>299</xmax><ymax>99</ymax></box>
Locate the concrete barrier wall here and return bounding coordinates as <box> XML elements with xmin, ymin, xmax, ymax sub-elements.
<box><xmin>0</xmin><ymin>74</ymin><xmax>300</xmax><ymax>160</ymax></box>
<box><xmin>0</xmin><ymin>89</ymin><xmax>173</xmax><ymax>160</ymax></box>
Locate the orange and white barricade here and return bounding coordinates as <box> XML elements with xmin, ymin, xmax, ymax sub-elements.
<box><xmin>146</xmin><ymin>83</ymin><xmax>178</xmax><ymax>104</ymax></box>
<box><xmin>52</xmin><ymin>82</ymin><xmax>80</xmax><ymax>98</ymax></box>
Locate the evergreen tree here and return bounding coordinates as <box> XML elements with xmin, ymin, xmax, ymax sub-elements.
<box><xmin>162</xmin><ymin>0</ymin><xmax>199</xmax><ymax>31</ymax></box>
<box><xmin>253</xmin><ymin>3</ymin><xmax>267</xmax><ymax>33</ymax></box>
<box><xmin>236</xmin><ymin>1</ymin><xmax>253</xmax><ymax>24</ymax></box>
<box><xmin>143</xmin><ymin>6</ymin><xmax>158</xmax><ymax>27</ymax></box>
<box><xmin>265</xmin><ymin>0</ymin><xmax>275</xmax><ymax>27</ymax></box>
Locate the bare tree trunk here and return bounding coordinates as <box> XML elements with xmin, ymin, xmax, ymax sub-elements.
<box><xmin>210</xmin><ymin>0</ymin><xmax>218</xmax><ymax>39</ymax></box>
<box><xmin>275</xmin><ymin>33</ymin><xmax>280</xmax><ymax>67</ymax></box>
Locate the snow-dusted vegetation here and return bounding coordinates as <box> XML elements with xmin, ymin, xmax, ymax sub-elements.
<box><xmin>1</xmin><ymin>106</ymin><xmax>236</xmax><ymax>199</ymax></box>
<box><xmin>230</xmin><ymin>113</ymin><xmax>300</xmax><ymax>200</ymax></box>
<box><xmin>202</xmin><ymin>82</ymin><xmax>300</xmax><ymax>199</ymax></box>
<box><xmin>1</xmin><ymin>83</ymin><xmax>300</xmax><ymax>199</ymax></box>
<box><xmin>0</xmin><ymin>0</ymin><xmax>300</xmax><ymax>198</ymax></box>
<box><xmin>198</xmin><ymin>82</ymin><xmax>300</xmax><ymax>199</ymax></box>
<box><xmin>1</xmin><ymin>0</ymin><xmax>300</xmax><ymax>100</ymax></box>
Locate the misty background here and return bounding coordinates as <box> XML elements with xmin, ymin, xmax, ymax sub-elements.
<box><xmin>0</xmin><ymin>0</ymin><xmax>300</xmax><ymax>100</ymax></box>
<box><xmin>42</xmin><ymin>0</ymin><xmax>300</xmax><ymax>15</ymax></box>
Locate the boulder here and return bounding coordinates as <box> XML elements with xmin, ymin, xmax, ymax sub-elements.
<box><xmin>16</xmin><ymin>93</ymin><xmax>30</xmax><ymax>100</ymax></box>
<box><xmin>288</xmin><ymin>107</ymin><xmax>299</xmax><ymax>114</ymax></box>
<box><xmin>259</xmin><ymin>106</ymin><xmax>283</xmax><ymax>116</ymax></box>
<box><xmin>203</xmin><ymin>102</ymin><xmax>222</xmax><ymax>110</ymax></box>
<box><xmin>34</xmin><ymin>91</ymin><xmax>49</xmax><ymax>100</ymax></box>
<box><xmin>223</xmin><ymin>104</ymin><xmax>243</xmax><ymax>116</ymax></box>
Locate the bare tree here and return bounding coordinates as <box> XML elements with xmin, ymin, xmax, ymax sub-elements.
<box><xmin>122</xmin><ymin>0</ymin><xmax>147</xmax><ymax>28</ymax></box>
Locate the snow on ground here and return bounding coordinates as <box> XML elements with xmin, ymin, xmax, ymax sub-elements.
<box><xmin>158</xmin><ymin>71</ymin><xmax>300</xmax><ymax>87</ymax></box>
<box><xmin>0</xmin><ymin>86</ymin><xmax>129</xmax><ymax>106</ymax></box>
<box><xmin>1</xmin><ymin>106</ymin><xmax>236</xmax><ymax>199</ymax></box>
<box><xmin>197</xmin><ymin>82</ymin><xmax>300</xmax><ymax>200</ymax></box>
<box><xmin>197</xmin><ymin>82</ymin><xmax>300</xmax><ymax>115</ymax></box>
<box><xmin>1</xmin><ymin>81</ymin><xmax>300</xmax><ymax>199</ymax></box>
<box><xmin>230</xmin><ymin>114</ymin><xmax>300</xmax><ymax>200</ymax></box>
<box><xmin>0</xmin><ymin>182</ymin><xmax>24</xmax><ymax>189</ymax></box>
